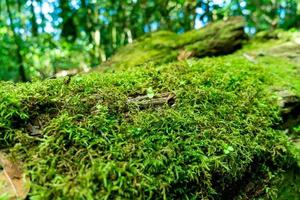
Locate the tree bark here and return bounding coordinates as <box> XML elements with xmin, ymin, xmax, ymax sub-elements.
<box><xmin>277</xmin><ymin>90</ymin><xmax>300</xmax><ymax>131</ymax></box>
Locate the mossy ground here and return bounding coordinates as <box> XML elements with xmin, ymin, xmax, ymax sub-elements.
<box><xmin>0</xmin><ymin>27</ymin><xmax>300</xmax><ymax>199</ymax></box>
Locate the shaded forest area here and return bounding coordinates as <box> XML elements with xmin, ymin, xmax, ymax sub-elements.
<box><xmin>0</xmin><ymin>0</ymin><xmax>299</xmax><ymax>81</ymax></box>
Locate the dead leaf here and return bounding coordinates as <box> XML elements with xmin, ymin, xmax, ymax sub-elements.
<box><xmin>0</xmin><ymin>152</ymin><xmax>30</xmax><ymax>200</ymax></box>
<box><xmin>243</xmin><ymin>53</ymin><xmax>258</xmax><ymax>63</ymax></box>
<box><xmin>177</xmin><ymin>50</ymin><xmax>194</xmax><ymax>61</ymax></box>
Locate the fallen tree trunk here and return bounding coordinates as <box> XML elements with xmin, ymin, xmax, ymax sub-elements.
<box><xmin>178</xmin><ymin>17</ymin><xmax>246</xmax><ymax>59</ymax></box>
<box><xmin>103</xmin><ymin>17</ymin><xmax>246</xmax><ymax>69</ymax></box>
<box><xmin>277</xmin><ymin>90</ymin><xmax>300</xmax><ymax>131</ymax></box>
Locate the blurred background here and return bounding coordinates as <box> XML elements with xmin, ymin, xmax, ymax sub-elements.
<box><xmin>0</xmin><ymin>0</ymin><xmax>299</xmax><ymax>82</ymax></box>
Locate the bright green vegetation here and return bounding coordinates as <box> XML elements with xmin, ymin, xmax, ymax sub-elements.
<box><xmin>1</xmin><ymin>0</ymin><xmax>299</xmax><ymax>82</ymax></box>
<box><xmin>0</xmin><ymin>29</ymin><xmax>300</xmax><ymax>198</ymax></box>
<box><xmin>1</xmin><ymin>0</ymin><xmax>299</xmax><ymax>199</ymax></box>
<box><xmin>0</xmin><ymin>0</ymin><xmax>300</xmax><ymax>82</ymax></box>
<box><xmin>242</xmin><ymin>32</ymin><xmax>300</xmax><ymax>96</ymax></box>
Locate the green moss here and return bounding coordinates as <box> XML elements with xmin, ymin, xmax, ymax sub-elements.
<box><xmin>0</xmin><ymin>50</ymin><xmax>299</xmax><ymax>199</ymax></box>
<box><xmin>181</xmin><ymin>17</ymin><xmax>245</xmax><ymax>57</ymax></box>
<box><xmin>1</xmin><ymin>18</ymin><xmax>300</xmax><ymax>199</ymax></box>
<box><xmin>104</xmin><ymin>31</ymin><xmax>180</xmax><ymax>69</ymax></box>
<box><xmin>105</xmin><ymin>17</ymin><xmax>246</xmax><ymax>70</ymax></box>
<box><xmin>240</xmin><ymin>34</ymin><xmax>300</xmax><ymax>96</ymax></box>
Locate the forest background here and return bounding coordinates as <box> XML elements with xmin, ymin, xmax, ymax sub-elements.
<box><xmin>0</xmin><ymin>0</ymin><xmax>299</xmax><ymax>82</ymax></box>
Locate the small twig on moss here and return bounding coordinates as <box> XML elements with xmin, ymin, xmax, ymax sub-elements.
<box><xmin>127</xmin><ymin>92</ymin><xmax>176</xmax><ymax>109</ymax></box>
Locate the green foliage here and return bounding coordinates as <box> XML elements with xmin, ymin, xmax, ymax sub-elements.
<box><xmin>0</xmin><ymin>32</ymin><xmax>93</xmax><ymax>81</ymax></box>
<box><xmin>0</xmin><ymin>27</ymin><xmax>19</xmax><ymax>81</ymax></box>
<box><xmin>23</xmin><ymin>35</ymin><xmax>93</xmax><ymax>79</ymax></box>
<box><xmin>1</xmin><ymin>0</ymin><xmax>300</xmax><ymax>82</ymax></box>
<box><xmin>294</xmin><ymin>125</ymin><xmax>300</xmax><ymax>132</ymax></box>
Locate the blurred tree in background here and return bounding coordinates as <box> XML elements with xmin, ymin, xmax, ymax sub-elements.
<box><xmin>0</xmin><ymin>0</ymin><xmax>299</xmax><ymax>82</ymax></box>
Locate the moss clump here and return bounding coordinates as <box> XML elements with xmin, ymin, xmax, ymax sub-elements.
<box><xmin>0</xmin><ymin>49</ymin><xmax>299</xmax><ymax>199</ymax></box>
<box><xmin>181</xmin><ymin>17</ymin><xmax>246</xmax><ymax>57</ymax></box>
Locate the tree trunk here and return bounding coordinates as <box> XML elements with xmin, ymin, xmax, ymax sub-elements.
<box><xmin>59</xmin><ymin>0</ymin><xmax>77</xmax><ymax>42</ymax></box>
<box><xmin>183</xmin><ymin>2</ymin><xmax>196</xmax><ymax>31</ymax></box>
<box><xmin>17</xmin><ymin>0</ymin><xmax>21</xmax><ymax>12</ymax></box>
<box><xmin>5</xmin><ymin>0</ymin><xmax>27</xmax><ymax>82</ymax></box>
<box><xmin>0</xmin><ymin>1</ymin><xmax>2</xmax><ymax>18</ymax></box>
<box><xmin>80</xmin><ymin>0</ymin><xmax>92</xmax><ymax>41</ymax></box>
<box><xmin>30</xmin><ymin>0</ymin><xmax>38</xmax><ymax>36</ymax></box>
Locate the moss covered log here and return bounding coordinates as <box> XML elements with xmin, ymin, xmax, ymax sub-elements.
<box><xmin>104</xmin><ymin>17</ymin><xmax>246</xmax><ymax>69</ymax></box>
<box><xmin>0</xmin><ymin>19</ymin><xmax>300</xmax><ymax>199</ymax></box>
